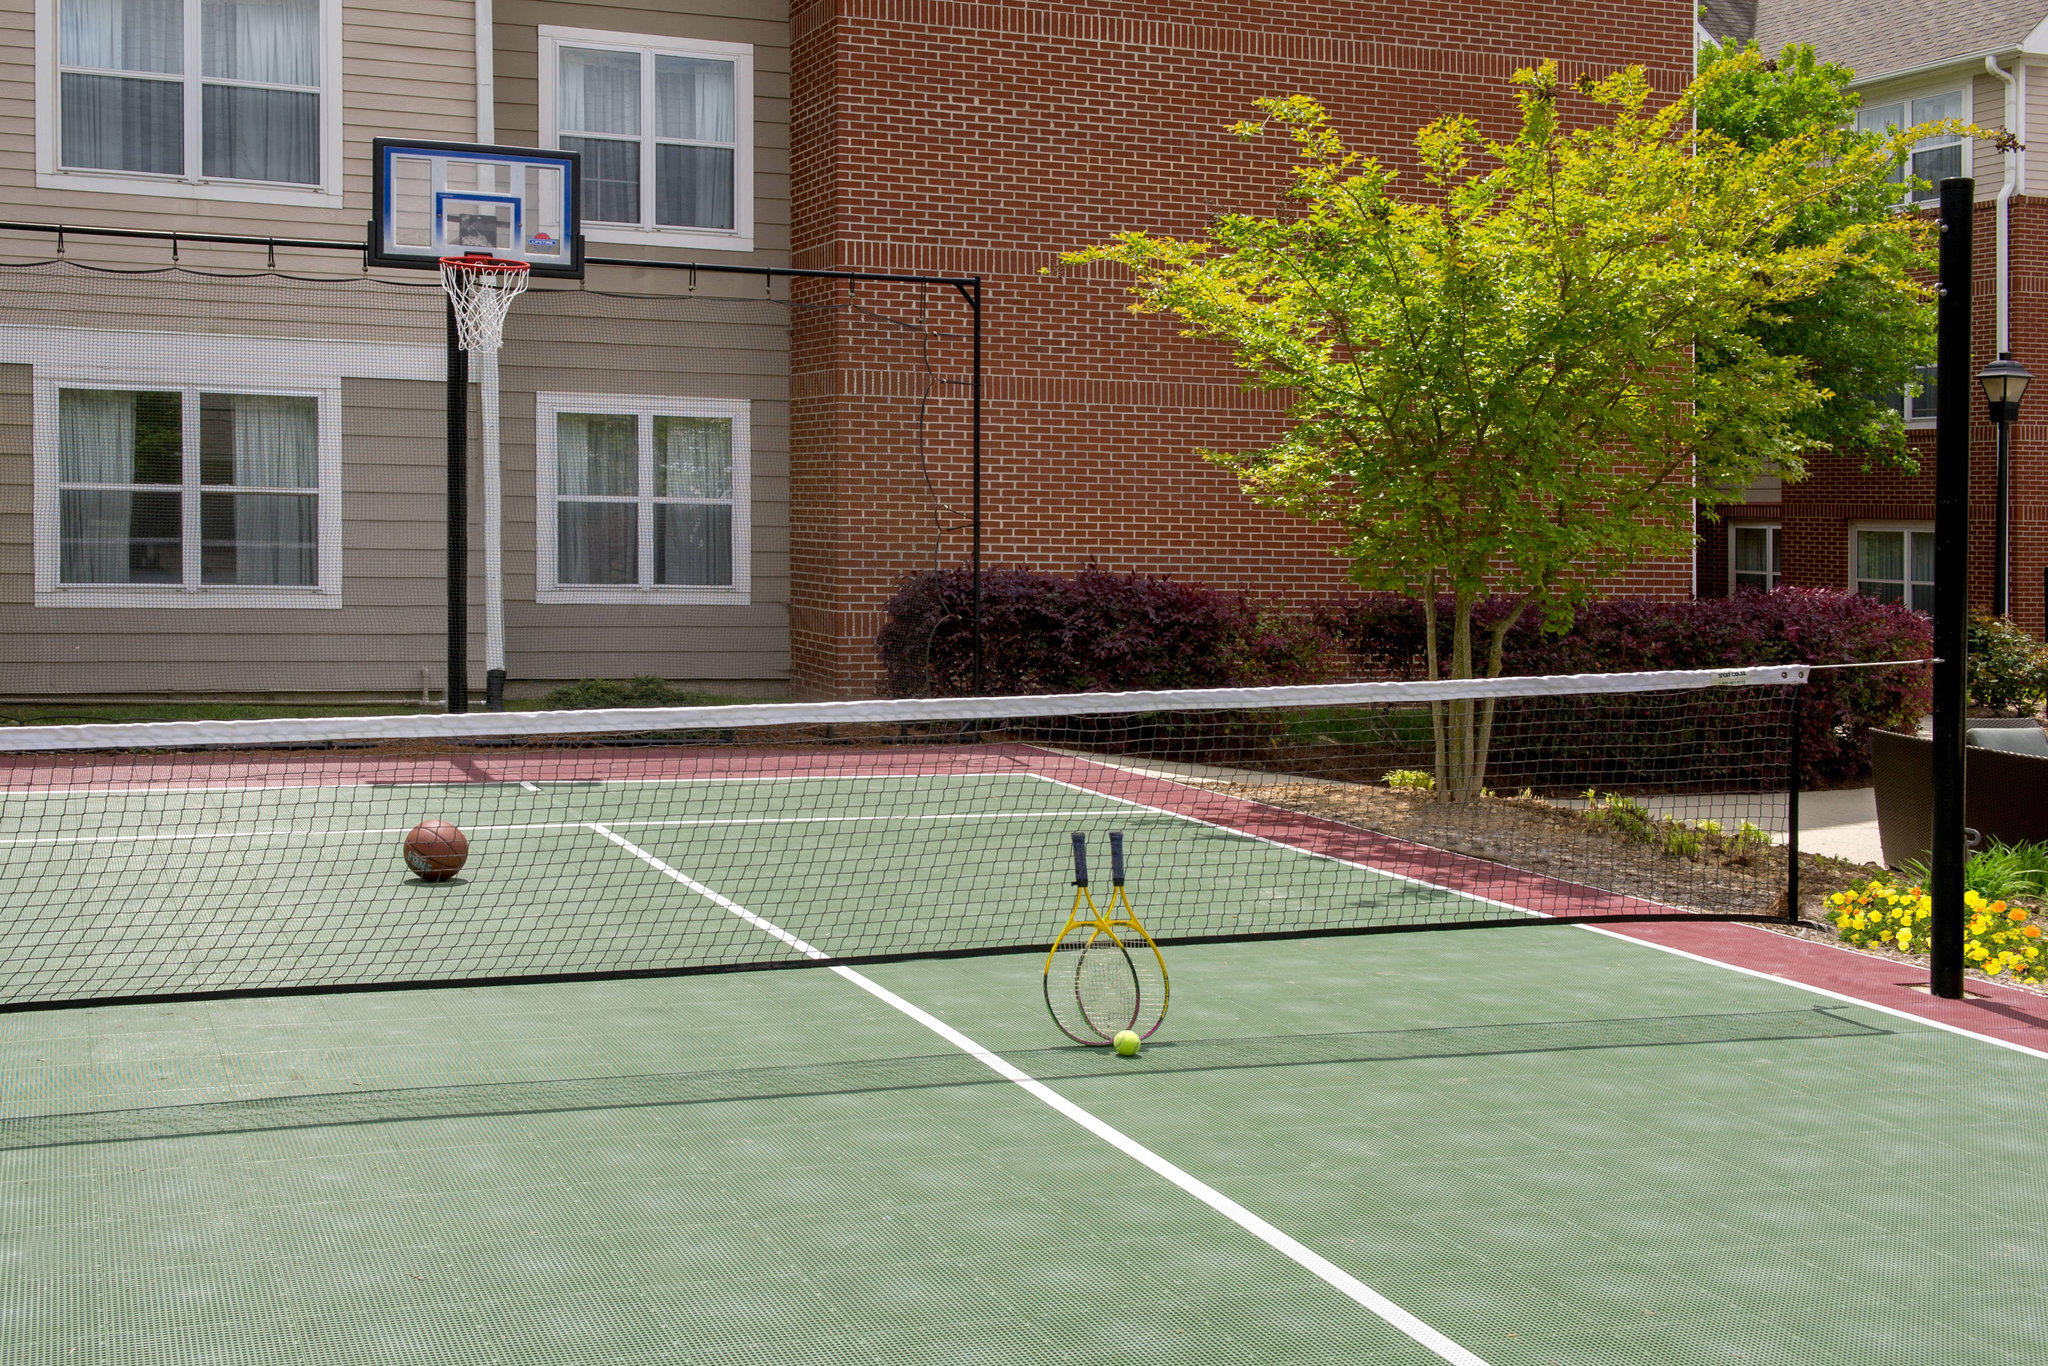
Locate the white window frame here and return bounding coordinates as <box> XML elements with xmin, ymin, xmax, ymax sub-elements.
<box><xmin>535</xmin><ymin>392</ymin><xmax>752</xmax><ymax>605</ymax></box>
<box><xmin>26</xmin><ymin>337</ymin><xmax>360</xmax><ymax>609</ymax></box>
<box><xmin>538</xmin><ymin>26</ymin><xmax>755</xmax><ymax>254</ymax></box>
<box><xmin>1856</xmin><ymin>84</ymin><xmax>1971</xmax><ymax>208</ymax></box>
<box><xmin>1728</xmin><ymin>523</ymin><xmax>1781</xmax><ymax>594</ymax></box>
<box><xmin>33</xmin><ymin>0</ymin><xmax>344</xmax><ymax>206</ymax></box>
<box><xmin>1849</xmin><ymin>522</ymin><xmax>1936</xmax><ymax>613</ymax></box>
<box><xmin>1899</xmin><ymin>360</ymin><xmax>1938</xmax><ymax>428</ymax></box>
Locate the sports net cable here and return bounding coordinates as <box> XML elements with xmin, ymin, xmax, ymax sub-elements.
<box><xmin>0</xmin><ymin>666</ymin><xmax>1804</xmax><ymax>1011</ymax></box>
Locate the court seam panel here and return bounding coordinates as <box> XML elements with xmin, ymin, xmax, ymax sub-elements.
<box><xmin>1028</xmin><ymin>764</ymin><xmax>2048</xmax><ymax>1064</ymax></box>
<box><xmin>572</xmin><ymin>813</ymin><xmax>1491</xmax><ymax>1366</ymax></box>
<box><xmin>1576</xmin><ymin>924</ymin><xmax>2048</xmax><ymax>1063</ymax></box>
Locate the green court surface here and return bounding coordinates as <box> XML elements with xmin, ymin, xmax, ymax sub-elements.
<box><xmin>3</xmin><ymin>776</ymin><xmax>2045</xmax><ymax>1364</ymax></box>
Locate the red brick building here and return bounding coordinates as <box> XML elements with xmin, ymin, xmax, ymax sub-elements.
<box><xmin>788</xmin><ymin>0</ymin><xmax>1699</xmax><ymax>695</ymax></box>
<box><xmin>1698</xmin><ymin>3</ymin><xmax>2048</xmax><ymax>634</ymax></box>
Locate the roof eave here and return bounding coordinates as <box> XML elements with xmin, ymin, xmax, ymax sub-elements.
<box><xmin>1845</xmin><ymin>46</ymin><xmax>2029</xmax><ymax>91</ymax></box>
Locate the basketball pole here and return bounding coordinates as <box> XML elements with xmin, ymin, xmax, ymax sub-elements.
<box><xmin>1929</xmin><ymin>176</ymin><xmax>1973</xmax><ymax>1000</ymax></box>
<box><xmin>445</xmin><ymin>298</ymin><xmax>470</xmax><ymax>715</ymax></box>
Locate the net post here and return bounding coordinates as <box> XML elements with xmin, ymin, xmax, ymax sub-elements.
<box><xmin>486</xmin><ymin>668</ymin><xmax>506</xmax><ymax>711</ymax></box>
<box><xmin>445</xmin><ymin>297</ymin><xmax>470</xmax><ymax>715</ymax></box>
<box><xmin>969</xmin><ymin>279</ymin><xmax>985</xmax><ymax>696</ymax></box>
<box><xmin>1929</xmin><ymin>177</ymin><xmax>1973</xmax><ymax>1000</ymax></box>
<box><xmin>1785</xmin><ymin>682</ymin><xmax>1801</xmax><ymax>923</ymax></box>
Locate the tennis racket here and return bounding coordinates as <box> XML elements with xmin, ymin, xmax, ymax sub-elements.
<box><xmin>1043</xmin><ymin>832</ymin><xmax>1169</xmax><ymax>1045</ymax></box>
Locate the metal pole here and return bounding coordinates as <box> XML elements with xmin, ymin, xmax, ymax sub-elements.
<box><xmin>970</xmin><ymin>280</ymin><xmax>984</xmax><ymax>697</ymax></box>
<box><xmin>1930</xmin><ymin>177</ymin><xmax>1974</xmax><ymax>999</ymax></box>
<box><xmin>445</xmin><ymin>299</ymin><xmax>470</xmax><ymax>715</ymax></box>
<box><xmin>1994</xmin><ymin>417</ymin><xmax>2012</xmax><ymax>616</ymax></box>
<box><xmin>1786</xmin><ymin>683</ymin><xmax>1801</xmax><ymax>923</ymax></box>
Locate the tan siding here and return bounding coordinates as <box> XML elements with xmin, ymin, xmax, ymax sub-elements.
<box><xmin>495</xmin><ymin>0</ymin><xmax>792</xmax><ymax>266</ymax></box>
<box><xmin>2026</xmin><ymin>61</ymin><xmax>2047</xmax><ymax>195</ymax></box>
<box><xmin>0</xmin><ymin>0</ymin><xmax>480</xmax><ymax>246</ymax></box>
<box><xmin>496</xmin><ymin>283</ymin><xmax>791</xmax><ymax>684</ymax></box>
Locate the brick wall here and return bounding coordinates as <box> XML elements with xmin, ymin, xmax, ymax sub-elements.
<box><xmin>788</xmin><ymin>0</ymin><xmax>1698</xmax><ymax>696</ymax></box>
<box><xmin>1713</xmin><ymin>197</ymin><xmax>2048</xmax><ymax>634</ymax></box>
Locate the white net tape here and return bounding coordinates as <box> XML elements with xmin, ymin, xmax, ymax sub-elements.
<box><xmin>440</xmin><ymin>256</ymin><xmax>530</xmax><ymax>353</ymax></box>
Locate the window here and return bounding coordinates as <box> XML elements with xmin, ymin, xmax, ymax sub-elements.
<box><xmin>40</xmin><ymin>0</ymin><xmax>339</xmax><ymax>201</ymax></box>
<box><xmin>1856</xmin><ymin>88</ymin><xmax>1968</xmax><ymax>205</ymax></box>
<box><xmin>536</xmin><ymin>394</ymin><xmax>751</xmax><ymax>603</ymax></box>
<box><xmin>35</xmin><ymin>379</ymin><xmax>340</xmax><ymax>605</ymax></box>
<box><xmin>1889</xmin><ymin>361</ymin><xmax>1938</xmax><ymax>425</ymax></box>
<box><xmin>1852</xmin><ymin>525</ymin><xmax>1935</xmax><ymax>612</ymax></box>
<box><xmin>540</xmin><ymin>27</ymin><xmax>754</xmax><ymax>252</ymax></box>
<box><xmin>1730</xmin><ymin>524</ymin><xmax>1780</xmax><ymax>593</ymax></box>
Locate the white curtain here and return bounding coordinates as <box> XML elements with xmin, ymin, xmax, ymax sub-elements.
<box><xmin>656</xmin><ymin>56</ymin><xmax>733</xmax><ymax>142</ymax></box>
<box><xmin>199</xmin><ymin>0</ymin><xmax>318</xmax><ymax>183</ymax></box>
<box><xmin>202</xmin><ymin>0</ymin><xmax>316</xmax><ymax>83</ymax></box>
<box><xmin>652</xmin><ymin>417</ymin><xmax>732</xmax><ymax>585</ymax></box>
<box><xmin>62</xmin><ymin>0</ymin><xmax>181</xmax><ymax>72</ymax></box>
<box><xmin>225</xmin><ymin>394</ymin><xmax>316</xmax><ymax>585</ymax></box>
<box><xmin>556</xmin><ymin>413</ymin><xmax>637</xmax><ymax>584</ymax></box>
<box><xmin>559</xmin><ymin>47</ymin><xmax>640</xmax><ymax>134</ymax></box>
<box><xmin>58</xmin><ymin>390</ymin><xmax>138</xmax><ymax>584</ymax></box>
<box><xmin>654</xmin><ymin>56</ymin><xmax>734</xmax><ymax>229</ymax></box>
<box><xmin>653</xmin><ymin>416</ymin><xmax>730</xmax><ymax>497</ymax></box>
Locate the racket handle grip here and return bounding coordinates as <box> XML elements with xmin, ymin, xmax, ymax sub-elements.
<box><xmin>1071</xmin><ymin>832</ymin><xmax>1088</xmax><ymax>887</ymax></box>
<box><xmin>1110</xmin><ymin>831</ymin><xmax>1124</xmax><ymax>887</ymax></box>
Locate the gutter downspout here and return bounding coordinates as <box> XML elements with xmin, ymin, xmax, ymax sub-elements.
<box><xmin>1988</xmin><ymin>54</ymin><xmax>2019</xmax><ymax>353</ymax></box>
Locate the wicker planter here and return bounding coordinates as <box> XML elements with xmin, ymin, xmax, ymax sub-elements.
<box><xmin>1869</xmin><ymin>723</ymin><xmax>2048</xmax><ymax>868</ymax></box>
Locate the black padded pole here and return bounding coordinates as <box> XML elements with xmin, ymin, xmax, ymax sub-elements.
<box><xmin>1930</xmin><ymin>177</ymin><xmax>1973</xmax><ymax>999</ymax></box>
<box><xmin>445</xmin><ymin>299</ymin><xmax>469</xmax><ymax>714</ymax></box>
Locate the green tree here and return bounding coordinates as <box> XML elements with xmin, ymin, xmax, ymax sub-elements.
<box><xmin>1062</xmin><ymin>56</ymin><xmax>1949</xmax><ymax>798</ymax></box>
<box><xmin>1697</xmin><ymin>39</ymin><xmax>1940</xmax><ymax>468</ymax></box>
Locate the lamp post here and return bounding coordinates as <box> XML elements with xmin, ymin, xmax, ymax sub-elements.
<box><xmin>1979</xmin><ymin>352</ymin><xmax>2034</xmax><ymax>617</ymax></box>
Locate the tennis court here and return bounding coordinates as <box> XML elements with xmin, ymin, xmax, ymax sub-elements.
<box><xmin>4</xmin><ymin>680</ymin><xmax>2043</xmax><ymax>1364</ymax></box>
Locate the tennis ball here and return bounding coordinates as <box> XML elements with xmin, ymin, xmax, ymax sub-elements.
<box><xmin>1113</xmin><ymin>1030</ymin><xmax>1140</xmax><ymax>1057</ymax></box>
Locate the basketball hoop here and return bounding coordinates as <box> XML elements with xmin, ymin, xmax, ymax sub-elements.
<box><xmin>439</xmin><ymin>254</ymin><xmax>530</xmax><ymax>354</ymax></box>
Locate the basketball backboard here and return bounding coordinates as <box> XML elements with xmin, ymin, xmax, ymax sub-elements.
<box><xmin>369</xmin><ymin>139</ymin><xmax>583</xmax><ymax>278</ymax></box>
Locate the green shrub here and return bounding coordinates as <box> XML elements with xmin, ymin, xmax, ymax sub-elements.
<box><xmin>1383</xmin><ymin>769</ymin><xmax>1435</xmax><ymax>792</ymax></box>
<box><xmin>1902</xmin><ymin>837</ymin><xmax>2048</xmax><ymax>905</ymax></box>
<box><xmin>1966</xmin><ymin>613</ymin><xmax>2048</xmax><ymax>711</ymax></box>
<box><xmin>1663</xmin><ymin>828</ymin><xmax>1704</xmax><ymax>859</ymax></box>
<box><xmin>541</xmin><ymin>676</ymin><xmax>697</xmax><ymax>710</ymax></box>
<box><xmin>1583</xmin><ymin>793</ymin><xmax>1656</xmax><ymax>842</ymax></box>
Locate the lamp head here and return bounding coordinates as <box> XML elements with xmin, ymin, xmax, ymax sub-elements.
<box><xmin>1979</xmin><ymin>352</ymin><xmax>2033</xmax><ymax>423</ymax></box>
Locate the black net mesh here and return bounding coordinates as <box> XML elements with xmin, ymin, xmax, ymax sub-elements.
<box><xmin>0</xmin><ymin>669</ymin><xmax>1801</xmax><ymax>1011</ymax></box>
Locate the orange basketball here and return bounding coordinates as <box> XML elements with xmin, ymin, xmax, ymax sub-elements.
<box><xmin>403</xmin><ymin>820</ymin><xmax>468</xmax><ymax>882</ymax></box>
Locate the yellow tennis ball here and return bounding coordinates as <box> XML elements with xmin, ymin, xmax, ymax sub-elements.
<box><xmin>1113</xmin><ymin>1030</ymin><xmax>1140</xmax><ymax>1057</ymax></box>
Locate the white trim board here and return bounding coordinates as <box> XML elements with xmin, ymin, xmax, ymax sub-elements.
<box><xmin>0</xmin><ymin>327</ymin><xmax>441</xmax><ymax>383</ymax></box>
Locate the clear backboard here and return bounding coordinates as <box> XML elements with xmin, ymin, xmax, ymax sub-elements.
<box><xmin>369</xmin><ymin>138</ymin><xmax>583</xmax><ymax>278</ymax></box>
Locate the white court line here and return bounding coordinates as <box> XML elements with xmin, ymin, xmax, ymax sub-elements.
<box><xmin>584</xmin><ymin>819</ymin><xmax>1489</xmax><ymax>1366</ymax></box>
<box><xmin>0</xmin><ymin>808</ymin><xmax>1125</xmax><ymax>849</ymax></box>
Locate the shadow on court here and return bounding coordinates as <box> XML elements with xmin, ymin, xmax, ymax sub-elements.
<box><xmin>0</xmin><ymin>1007</ymin><xmax>1887</xmax><ymax>1152</ymax></box>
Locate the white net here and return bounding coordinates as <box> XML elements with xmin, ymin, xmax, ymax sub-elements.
<box><xmin>440</xmin><ymin>255</ymin><xmax>530</xmax><ymax>353</ymax></box>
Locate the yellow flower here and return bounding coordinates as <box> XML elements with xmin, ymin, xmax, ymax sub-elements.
<box><xmin>1897</xmin><ymin>928</ymin><xmax>1912</xmax><ymax>950</ymax></box>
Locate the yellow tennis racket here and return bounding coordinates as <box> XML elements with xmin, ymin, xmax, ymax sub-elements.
<box><xmin>1044</xmin><ymin>832</ymin><xmax>1168</xmax><ymax>1045</ymax></box>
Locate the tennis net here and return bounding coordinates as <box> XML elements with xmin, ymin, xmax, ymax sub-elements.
<box><xmin>0</xmin><ymin>666</ymin><xmax>1805</xmax><ymax>1011</ymax></box>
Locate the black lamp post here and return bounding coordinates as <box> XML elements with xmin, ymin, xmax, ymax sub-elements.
<box><xmin>1979</xmin><ymin>352</ymin><xmax>2034</xmax><ymax>617</ymax></box>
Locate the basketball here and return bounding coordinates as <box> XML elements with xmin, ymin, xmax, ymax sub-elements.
<box><xmin>403</xmin><ymin>820</ymin><xmax>468</xmax><ymax>882</ymax></box>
